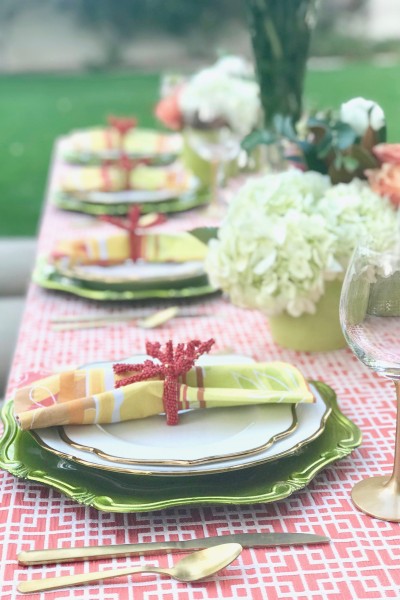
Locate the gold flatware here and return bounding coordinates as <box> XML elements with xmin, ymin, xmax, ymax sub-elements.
<box><xmin>136</xmin><ymin>306</ymin><xmax>179</xmax><ymax>328</ymax></box>
<box><xmin>17</xmin><ymin>532</ymin><xmax>329</xmax><ymax>565</ymax></box>
<box><xmin>50</xmin><ymin>308</ymin><xmax>211</xmax><ymax>324</ymax></box>
<box><xmin>17</xmin><ymin>543</ymin><xmax>242</xmax><ymax>593</ymax></box>
<box><xmin>50</xmin><ymin>307</ymin><xmax>215</xmax><ymax>331</ymax></box>
<box><xmin>51</xmin><ymin>307</ymin><xmax>179</xmax><ymax>331</ymax></box>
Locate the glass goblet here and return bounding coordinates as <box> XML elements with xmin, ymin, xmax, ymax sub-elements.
<box><xmin>340</xmin><ymin>242</ymin><xmax>400</xmax><ymax>521</ymax></box>
<box><xmin>185</xmin><ymin>126</ymin><xmax>240</xmax><ymax>214</ymax></box>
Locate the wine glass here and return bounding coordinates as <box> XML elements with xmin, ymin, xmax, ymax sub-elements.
<box><xmin>185</xmin><ymin>126</ymin><xmax>240</xmax><ymax>215</ymax></box>
<box><xmin>340</xmin><ymin>242</ymin><xmax>400</xmax><ymax>521</ymax></box>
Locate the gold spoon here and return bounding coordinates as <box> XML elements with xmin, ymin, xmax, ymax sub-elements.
<box><xmin>17</xmin><ymin>543</ymin><xmax>242</xmax><ymax>593</ymax></box>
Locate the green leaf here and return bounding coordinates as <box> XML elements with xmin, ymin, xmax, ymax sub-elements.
<box><xmin>334</xmin><ymin>153</ymin><xmax>343</xmax><ymax>170</ymax></box>
<box><xmin>342</xmin><ymin>155</ymin><xmax>359</xmax><ymax>173</ymax></box>
<box><xmin>307</xmin><ymin>116</ymin><xmax>329</xmax><ymax>129</ymax></box>
<box><xmin>315</xmin><ymin>131</ymin><xmax>333</xmax><ymax>158</ymax></box>
<box><xmin>273</xmin><ymin>114</ymin><xmax>296</xmax><ymax>139</ymax></box>
<box><xmin>241</xmin><ymin>129</ymin><xmax>278</xmax><ymax>152</ymax></box>
<box><xmin>333</xmin><ymin>122</ymin><xmax>358</xmax><ymax>150</ymax></box>
<box><xmin>190</xmin><ymin>227</ymin><xmax>219</xmax><ymax>245</ymax></box>
<box><xmin>350</xmin><ymin>145</ymin><xmax>379</xmax><ymax>169</ymax></box>
<box><xmin>377</xmin><ymin>125</ymin><xmax>387</xmax><ymax>144</ymax></box>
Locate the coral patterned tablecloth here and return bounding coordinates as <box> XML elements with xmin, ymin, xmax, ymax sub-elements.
<box><xmin>1</xmin><ymin>143</ymin><xmax>400</xmax><ymax>600</ymax></box>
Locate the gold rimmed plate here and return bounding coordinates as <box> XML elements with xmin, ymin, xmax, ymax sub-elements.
<box><xmin>53</xmin><ymin>259</ymin><xmax>206</xmax><ymax>286</ymax></box>
<box><xmin>33</xmin><ymin>257</ymin><xmax>219</xmax><ymax>301</ymax></box>
<box><xmin>0</xmin><ymin>382</ymin><xmax>361</xmax><ymax>512</ymax></box>
<box><xmin>29</xmin><ymin>355</ymin><xmax>331</xmax><ymax>477</ymax></box>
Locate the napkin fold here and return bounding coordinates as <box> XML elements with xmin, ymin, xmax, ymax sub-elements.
<box><xmin>123</xmin><ymin>129</ymin><xmax>182</xmax><ymax>155</ymax></box>
<box><xmin>53</xmin><ymin>230</ymin><xmax>207</xmax><ymax>265</ymax></box>
<box><xmin>14</xmin><ymin>361</ymin><xmax>314</xmax><ymax>431</ymax></box>
<box><xmin>60</xmin><ymin>163</ymin><xmax>193</xmax><ymax>194</ymax></box>
<box><xmin>66</xmin><ymin>127</ymin><xmax>181</xmax><ymax>156</ymax></box>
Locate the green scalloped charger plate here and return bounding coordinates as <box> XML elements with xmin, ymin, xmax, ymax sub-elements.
<box><xmin>0</xmin><ymin>382</ymin><xmax>361</xmax><ymax>512</ymax></box>
<box><xmin>53</xmin><ymin>189</ymin><xmax>210</xmax><ymax>217</ymax></box>
<box><xmin>32</xmin><ymin>258</ymin><xmax>220</xmax><ymax>302</ymax></box>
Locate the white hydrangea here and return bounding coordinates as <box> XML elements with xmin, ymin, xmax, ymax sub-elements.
<box><xmin>213</xmin><ymin>55</ymin><xmax>254</xmax><ymax>78</ymax></box>
<box><xmin>207</xmin><ymin>208</ymin><xmax>336</xmax><ymax>317</ymax></box>
<box><xmin>225</xmin><ymin>170</ymin><xmax>330</xmax><ymax>225</ymax></box>
<box><xmin>205</xmin><ymin>171</ymin><xmax>397</xmax><ymax>317</ymax></box>
<box><xmin>317</xmin><ymin>179</ymin><xmax>397</xmax><ymax>268</ymax></box>
<box><xmin>179</xmin><ymin>67</ymin><xmax>261</xmax><ymax>137</ymax></box>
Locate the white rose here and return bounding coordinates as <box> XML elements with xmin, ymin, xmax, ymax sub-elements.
<box><xmin>340</xmin><ymin>97</ymin><xmax>385</xmax><ymax>136</ymax></box>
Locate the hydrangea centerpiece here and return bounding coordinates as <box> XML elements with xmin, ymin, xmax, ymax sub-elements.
<box><xmin>206</xmin><ymin>170</ymin><xmax>397</xmax><ymax>320</ymax></box>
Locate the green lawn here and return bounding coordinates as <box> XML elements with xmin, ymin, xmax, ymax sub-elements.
<box><xmin>1</xmin><ymin>63</ymin><xmax>400</xmax><ymax>236</ymax></box>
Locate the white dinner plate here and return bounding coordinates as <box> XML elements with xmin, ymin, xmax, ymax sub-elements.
<box><xmin>55</xmin><ymin>259</ymin><xmax>206</xmax><ymax>284</ymax></box>
<box><xmin>77</xmin><ymin>177</ymin><xmax>199</xmax><ymax>205</ymax></box>
<box><xmin>32</xmin><ymin>355</ymin><xmax>330</xmax><ymax>477</ymax></box>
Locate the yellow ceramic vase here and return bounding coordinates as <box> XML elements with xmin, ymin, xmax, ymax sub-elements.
<box><xmin>268</xmin><ymin>280</ymin><xmax>346</xmax><ymax>352</ymax></box>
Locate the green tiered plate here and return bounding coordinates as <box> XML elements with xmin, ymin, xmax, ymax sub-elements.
<box><xmin>53</xmin><ymin>190</ymin><xmax>209</xmax><ymax>217</ymax></box>
<box><xmin>0</xmin><ymin>383</ymin><xmax>361</xmax><ymax>512</ymax></box>
<box><xmin>33</xmin><ymin>258</ymin><xmax>219</xmax><ymax>302</ymax></box>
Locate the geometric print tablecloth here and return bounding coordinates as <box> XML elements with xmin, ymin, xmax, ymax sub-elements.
<box><xmin>1</xmin><ymin>145</ymin><xmax>400</xmax><ymax>600</ymax></box>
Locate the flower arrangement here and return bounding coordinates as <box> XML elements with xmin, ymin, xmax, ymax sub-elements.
<box><xmin>155</xmin><ymin>55</ymin><xmax>260</xmax><ymax>137</ymax></box>
<box><xmin>242</xmin><ymin>97</ymin><xmax>386</xmax><ymax>184</ymax></box>
<box><xmin>205</xmin><ymin>170</ymin><xmax>397</xmax><ymax>318</ymax></box>
<box><xmin>366</xmin><ymin>143</ymin><xmax>400</xmax><ymax>207</ymax></box>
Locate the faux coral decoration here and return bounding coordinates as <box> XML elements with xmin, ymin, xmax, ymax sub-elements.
<box><xmin>100</xmin><ymin>206</ymin><xmax>166</xmax><ymax>261</ymax></box>
<box><xmin>113</xmin><ymin>339</ymin><xmax>215</xmax><ymax>425</ymax></box>
<box><xmin>107</xmin><ymin>115</ymin><xmax>137</xmax><ymax>139</ymax></box>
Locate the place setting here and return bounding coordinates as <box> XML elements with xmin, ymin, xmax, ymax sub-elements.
<box><xmin>0</xmin><ymin>337</ymin><xmax>361</xmax><ymax>513</ymax></box>
<box><xmin>53</xmin><ymin>153</ymin><xmax>212</xmax><ymax>216</ymax></box>
<box><xmin>61</xmin><ymin>116</ymin><xmax>183</xmax><ymax>166</ymax></box>
<box><xmin>33</xmin><ymin>205</ymin><xmax>219</xmax><ymax>302</ymax></box>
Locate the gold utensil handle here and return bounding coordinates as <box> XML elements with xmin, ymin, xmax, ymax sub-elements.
<box><xmin>18</xmin><ymin>542</ymin><xmax>189</xmax><ymax>565</ymax></box>
<box><xmin>17</xmin><ymin>533</ymin><xmax>330</xmax><ymax>566</ymax></box>
<box><xmin>18</xmin><ymin>565</ymin><xmax>162</xmax><ymax>593</ymax></box>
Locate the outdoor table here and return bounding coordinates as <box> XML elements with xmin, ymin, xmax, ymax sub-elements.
<box><xmin>1</xmin><ymin>142</ymin><xmax>400</xmax><ymax>600</ymax></box>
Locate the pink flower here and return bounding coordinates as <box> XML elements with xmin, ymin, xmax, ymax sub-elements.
<box><xmin>366</xmin><ymin>163</ymin><xmax>400</xmax><ymax>207</ymax></box>
<box><xmin>154</xmin><ymin>87</ymin><xmax>184</xmax><ymax>131</ymax></box>
<box><xmin>373</xmin><ymin>144</ymin><xmax>400</xmax><ymax>165</ymax></box>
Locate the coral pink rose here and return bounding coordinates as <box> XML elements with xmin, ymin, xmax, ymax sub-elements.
<box><xmin>373</xmin><ymin>144</ymin><xmax>400</xmax><ymax>165</ymax></box>
<box><xmin>154</xmin><ymin>88</ymin><xmax>184</xmax><ymax>131</ymax></box>
<box><xmin>366</xmin><ymin>163</ymin><xmax>400</xmax><ymax>207</ymax></box>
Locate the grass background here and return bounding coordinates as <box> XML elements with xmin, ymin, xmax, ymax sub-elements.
<box><xmin>1</xmin><ymin>63</ymin><xmax>400</xmax><ymax>237</ymax></box>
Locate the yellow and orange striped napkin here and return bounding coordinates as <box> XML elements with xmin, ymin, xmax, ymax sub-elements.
<box><xmin>14</xmin><ymin>360</ymin><xmax>314</xmax><ymax>431</ymax></box>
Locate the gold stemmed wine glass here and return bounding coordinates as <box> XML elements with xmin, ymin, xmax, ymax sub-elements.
<box><xmin>340</xmin><ymin>242</ymin><xmax>400</xmax><ymax>521</ymax></box>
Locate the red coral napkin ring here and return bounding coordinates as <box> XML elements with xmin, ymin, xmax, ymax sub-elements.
<box><xmin>100</xmin><ymin>206</ymin><xmax>166</xmax><ymax>261</ymax></box>
<box><xmin>107</xmin><ymin>115</ymin><xmax>137</xmax><ymax>141</ymax></box>
<box><xmin>113</xmin><ymin>339</ymin><xmax>215</xmax><ymax>425</ymax></box>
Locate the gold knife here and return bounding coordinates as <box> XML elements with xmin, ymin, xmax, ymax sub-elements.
<box><xmin>17</xmin><ymin>533</ymin><xmax>329</xmax><ymax>565</ymax></box>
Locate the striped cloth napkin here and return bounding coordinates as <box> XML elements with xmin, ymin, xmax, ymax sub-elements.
<box><xmin>60</xmin><ymin>163</ymin><xmax>193</xmax><ymax>194</ymax></box>
<box><xmin>53</xmin><ymin>229</ymin><xmax>207</xmax><ymax>265</ymax></box>
<box><xmin>14</xmin><ymin>359</ymin><xmax>314</xmax><ymax>431</ymax></box>
<box><xmin>65</xmin><ymin>127</ymin><xmax>181</xmax><ymax>156</ymax></box>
